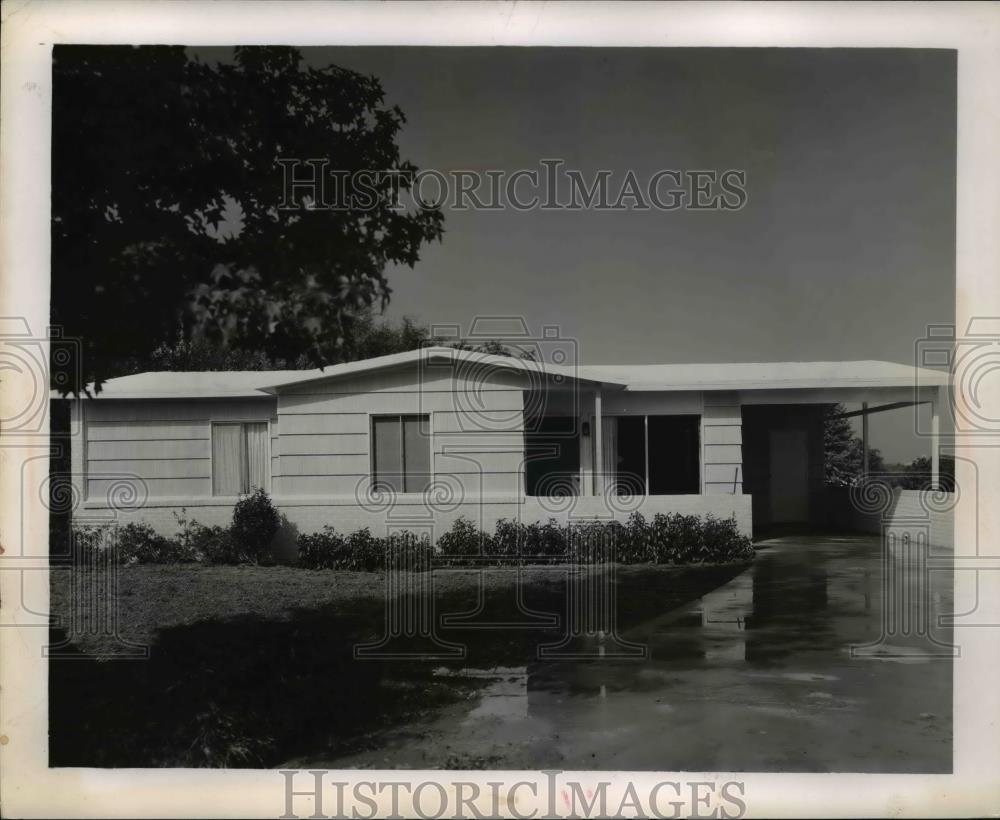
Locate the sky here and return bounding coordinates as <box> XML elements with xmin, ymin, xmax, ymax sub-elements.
<box><xmin>305</xmin><ymin>48</ymin><xmax>957</xmax><ymax>461</ymax></box>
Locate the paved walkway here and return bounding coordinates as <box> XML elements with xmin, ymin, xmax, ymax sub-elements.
<box><xmin>304</xmin><ymin>534</ymin><xmax>953</xmax><ymax>772</ymax></box>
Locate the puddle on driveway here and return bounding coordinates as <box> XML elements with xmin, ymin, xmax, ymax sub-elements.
<box><xmin>290</xmin><ymin>535</ymin><xmax>953</xmax><ymax>772</ymax></box>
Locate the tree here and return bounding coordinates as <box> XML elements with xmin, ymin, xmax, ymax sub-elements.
<box><xmin>52</xmin><ymin>46</ymin><xmax>443</xmax><ymax>394</ymax></box>
<box><xmin>823</xmin><ymin>404</ymin><xmax>885</xmax><ymax>486</ymax></box>
<box><xmin>124</xmin><ymin>309</ymin><xmax>434</xmax><ymax>373</ymax></box>
<box><xmin>897</xmin><ymin>455</ymin><xmax>955</xmax><ymax>491</ymax></box>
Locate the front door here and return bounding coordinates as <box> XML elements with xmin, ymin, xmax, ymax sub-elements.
<box><xmin>769</xmin><ymin>429</ymin><xmax>809</xmax><ymax>522</ymax></box>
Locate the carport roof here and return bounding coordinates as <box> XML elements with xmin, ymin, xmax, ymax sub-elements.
<box><xmin>57</xmin><ymin>347</ymin><xmax>948</xmax><ymax>399</ymax></box>
<box><xmin>576</xmin><ymin>360</ymin><xmax>950</xmax><ymax>392</ymax></box>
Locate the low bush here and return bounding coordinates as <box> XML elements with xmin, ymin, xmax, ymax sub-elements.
<box><xmin>230</xmin><ymin>488</ymin><xmax>280</xmax><ymax>564</ymax></box>
<box><xmin>436</xmin><ymin>517</ymin><xmax>487</xmax><ymax>560</ymax></box>
<box><xmin>298</xmin><ymin>527</ymin><xmax>433</xmax><ymax>571</ymax></box>
<box><xmin>116</xmin><ymin>522</ymin><xmax>198</xmax><ymax>564</ymax></box>
<box><xmin>297</xmin><ymin>526</ymin><xmax>348</xmax><ymax>570</ymax></box>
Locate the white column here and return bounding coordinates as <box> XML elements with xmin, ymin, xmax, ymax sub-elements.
<box><xmin>931</xmin><ymin>390</ymin><xmax>940</xmax><ymax>490</ymax></box>
<box><xmin>593</xmin><ymin>386</ymin><xmax>603</xmax><ymax>496</ymax></box>
<box><xmin>861</xmin><ymin>401</ymin><xmax>869</xmax><ymax>479</ymax></box>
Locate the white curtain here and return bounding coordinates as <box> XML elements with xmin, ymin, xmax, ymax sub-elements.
<box><xmin>212</xmin><ymin>423</ymin><xmax>243</xmax><ymax>495</ymax></box>
<box><xmin>601</xmin><ymin>416</ymin><xmax>618</xmax><ymax>494</ymax></box>
<box><xmin>244</xmin><ymin>422</ymin><xmax>270</xmax><ymax>492</ymax></box>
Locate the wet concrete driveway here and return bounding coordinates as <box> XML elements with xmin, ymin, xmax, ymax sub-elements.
<box><xmin>305</xmin><ymin>534</ymin><xmax>953</xmax><ymax>772</ymax></box>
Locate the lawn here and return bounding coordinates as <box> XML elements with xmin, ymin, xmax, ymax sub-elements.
<box><xmin>49</xmin><ymin>560</ymin><xmax>749</xmax><ymax>767</ymax></box>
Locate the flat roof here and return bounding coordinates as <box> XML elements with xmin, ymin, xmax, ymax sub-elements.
<box><xmin>577</xmin><ymin>360</ymin><xmax>950</xmax><ymax>391</ymax></box>
<box><xmin>56</xmin><ymin>346</ymin><xmax>949</xmax><ymax>399</ymax></box>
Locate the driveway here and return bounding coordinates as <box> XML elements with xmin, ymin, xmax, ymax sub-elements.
<box><xmin>297</xmin><ymin>534</ymin><xmax>953</xmax><ymax>772</ymax></box>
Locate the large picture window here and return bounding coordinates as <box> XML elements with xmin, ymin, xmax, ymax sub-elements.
<box><xmin>602</xmin><ymin>414</ymin><xmax>700</xmax><ymax>495</ymax></box>
<box><xmin>372</xmin><ymin>415</ymin><xmax>431</xmax><ymax>493</ymax></box>
<box><xmin>212</xmin><ymin>422</ymin><xmax>270</xmax><ymax>495</ymax></box>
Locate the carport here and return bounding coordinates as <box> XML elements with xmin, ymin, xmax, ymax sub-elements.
<box><xmin>733</xmin><ymin>362</ymin><xmax>948</xmax><ymax>536</ymax></box>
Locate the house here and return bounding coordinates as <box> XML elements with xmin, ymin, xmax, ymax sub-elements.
<box><xmin>56</xmin><ymin>346</ymin><xmax>950</xmax><ymax>543</ymax></box>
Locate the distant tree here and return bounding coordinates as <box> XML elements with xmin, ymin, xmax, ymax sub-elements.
<box><xmin>896</xmin><ymin>455</ymin><xmax>955</xmax><ymax>491</ymax></box>
<box><xmin>824</xmin><ymin>403</ymin><xmax>885</xmax><ymax>486</ymax></box>
<box><xmin>52</xmin><ymin>45</ymin><xmax>443</xmax><ymax>394</ymax></box>
<box><xmin>449</xmin><ymin>339</ymin><xmax>539</xmax><ymax>360</ymax></box>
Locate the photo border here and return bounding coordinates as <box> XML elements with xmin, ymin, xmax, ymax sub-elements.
<box><xmin>2</xmin><ymin>1</ymin><xmax>999</xmax><ymax>817</ymax></box>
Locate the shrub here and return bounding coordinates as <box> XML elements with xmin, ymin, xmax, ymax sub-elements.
<box><xmin>436</xmin><ymin>517</ymin><xmax>488</xmax><ymax>561</ymax></box>
<box><xmin>384</xmin><ymin>531</ymin><xmax>434</xmax><ymax>570</ymax></box>
<box><xmin>343</xmin><ymin>528</ymin><xmax>384</xmax><ymax>571</ymax></box>
<box><xmin>230</xmin><ymin>488</ymin><xmax>280</xmax><ymax>564</ymax></box>
<box><xmin>115</xmin><ymin>522</ymin><xmax>198</xmax><ymax>564</ymax></box>
<box><xmin>298</xmin><ymin>527</ymin><xmax>433</xmax><ymax>571</ymax></box>
<box><xmin>297</xmin><ymin>526</ymin><xmax>348</xmax><ymax>570</ymax></box>
<box><xmin>197</xmin><ymin>526</ymin><xmax>242</xmax><ymax>565</ymax></box>
<box><xmin>172</xmin><ymin>513</ymin><xmax>240</xmax><ymax>565</ymax></box>
<box><xmin>69</xmin><ymin>525</ymin><xmax>108</xmax><ymax>562</ymax></box>
<box><xmin>701</xmin><ymin>514</ymin><xmax>754</xmax><ymax>562</ymax></box>
<box><xmin>490</xmin><ymin>519</ymin><xmax>523</xmax><ymax>564</ymax></box>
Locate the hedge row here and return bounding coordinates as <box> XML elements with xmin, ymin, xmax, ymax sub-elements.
<box><xmin>71</xmin><ymin>492</ymin><xmax>753</xmax><ymax>569</ymax></box>
<box><xmin>297</xmin><ymin>512</ymin><xmax>752</xmax><ymax>570</ymax></box>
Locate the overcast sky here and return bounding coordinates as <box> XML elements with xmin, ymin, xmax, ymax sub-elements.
<box><xmin>301</xmin><ymin>47</ymin><xmax>955</xmax><ymax>461</ymax></box>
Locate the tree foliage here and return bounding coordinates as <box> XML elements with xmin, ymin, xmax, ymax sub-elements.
<box><xmin>52</xmin><ymin>45</ymin><xmax>443</xmax><ymax>394</ymax></box>
<box><xmin>823</xmin><ymin>403</ymin><xmax>885</xmax><ymax>486</ymax></box>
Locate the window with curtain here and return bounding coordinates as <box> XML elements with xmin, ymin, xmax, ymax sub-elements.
<box><xmin>372</xmin><ymin>415</ymin><xmax>430</xmax><ymax>493</ymax></box>
<box><xmin>212</xmin><ymin>422</ymin><xmax>270</xmax><ymax>495</ymax></box>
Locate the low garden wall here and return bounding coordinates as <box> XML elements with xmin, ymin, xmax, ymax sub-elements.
<box><xmin>824</xmin><ymin>486</ymin><xmax>955</xmax><ymax>549</ymax></box>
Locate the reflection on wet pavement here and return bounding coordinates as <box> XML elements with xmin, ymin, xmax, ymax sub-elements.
<box><xmin>299</xmin><ymin>534</ymin><xmax>953</xmax><ymax>772</ymax></box>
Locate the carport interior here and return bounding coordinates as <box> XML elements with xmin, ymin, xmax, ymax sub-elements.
<box><xmin>741</xmin><ymin>404</ymin><xmax>829</xmax><ymax>535</ymax></box>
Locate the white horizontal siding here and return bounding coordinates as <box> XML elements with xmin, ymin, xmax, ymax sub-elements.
<box><xmin>279</xmin><ymin>432</ymin><xmax>368</xmax><ymax>455</ymax></box>
<box><xmin>88</xmin><ymin>476</ymin><xmax>211</xmax><ymax>499</ymax></box>
<box><xmin>702</xmin><ymin>392</ymin><xmax>743</xmax><ymax>494</ymax></box>
<box><xmin>88</xmin><ymin>439</ymin><xmax>209</xmax><ymax>460</ymax></box>
<box><xmin>702</xmin><ymin>424</ymin><xmax>742</xmax><ymax>446</ymax></box>
<box><xmin>88</xmin><ymin>420</ymin><xmax>209</xmax><ymax>441</ymax></box>
<box><xmin>275</xmin><ymin>365</ymin><xmax>527</xmax><ymax>499</ymax></box>
<box><xmin>433</xmin><ymin>410</ymin><xmax>524</xmax><ymax>434</ymax></box>
<box><xmin>279</xmin><ymin>413</ymin><xmax>369</xmax><ymax>436</ymax></box>
<box><xmin>278</xmin><ymin>472</ymin><xmax>522</xmax><ymax>497</ymax></box>
<box><xmin>83</xmin><ymin>397</ymin><xmax>276</xmax><ymax>503</ymax></box>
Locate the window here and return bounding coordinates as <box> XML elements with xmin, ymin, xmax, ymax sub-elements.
<box><xmin>525</xmin><ymin>415</ymin><xmax>581</xmax><ymax>496</ymax></box>
<box><xmin>601</xmin><ymin>414</ymin><xmax>700</xmax><ymax>495</ymax></box>
<box><xmin>212</xmin><ymin>422</ymin><xmax>270</xmax><ymax>495</ymax></box>
<box><xmin>372</xmin><ymin>415</ymin><xmax>431</xmax><ymax>493</ymax></box>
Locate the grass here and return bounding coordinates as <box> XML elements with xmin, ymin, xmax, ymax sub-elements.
<box><xmin>49</xmin><ymin>560</ymin><xmax>751</xmax><ymax>767</ymax></box>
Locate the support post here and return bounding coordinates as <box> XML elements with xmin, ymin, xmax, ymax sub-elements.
<box><xmin>593</xmin><ymin>386</ymin><xmax>603</xmax><ymax>496</ymax></box>
<box><xmin>930</xmin><ymin>390</ymin><xmax>940</xmax><ymax>491</ymax></box>
<box><xmin>861</xmin><ymin>401</ymin><xmax>869</xmax><ymax>479</ymax></box>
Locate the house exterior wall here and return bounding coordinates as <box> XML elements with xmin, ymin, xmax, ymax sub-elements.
<box><xmin>75</xmin><ymin>396</ymin><xmax>278</xmax><ymax>531</ymax></box>
<box><xmin>273</xmin><ymin>364</ymin><xmax>528</xmax><ymax>501</ymax></box>
<box><xmin>70</xmin><ymin>371</ymin><xmax>754</xmax><ymax>540</ymax></box>
<box><xmin>701</xmin><ymin>391</ymin><xmax>744</xmax><ymax>495</ymax></box>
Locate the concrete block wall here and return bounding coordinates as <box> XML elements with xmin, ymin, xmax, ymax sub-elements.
<box><xmin>824</xmin><ymin>486</ymin><xmax>955</xmax><ymax>549</ymax></box>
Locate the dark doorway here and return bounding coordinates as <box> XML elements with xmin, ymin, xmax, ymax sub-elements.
<box><xmin>614</xmin><ymin>416</ymin><xmax>646</xmax><ymax>495</ymax></box>
<box><xmin>648</xmin><ymin>415</ymin><xmax>700</xmax><ymax>494</ymax></box>
<box><xmin>525</xmin><ymin>416</ymin><xmax>580</xmax><ymax>496</ymax></box>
